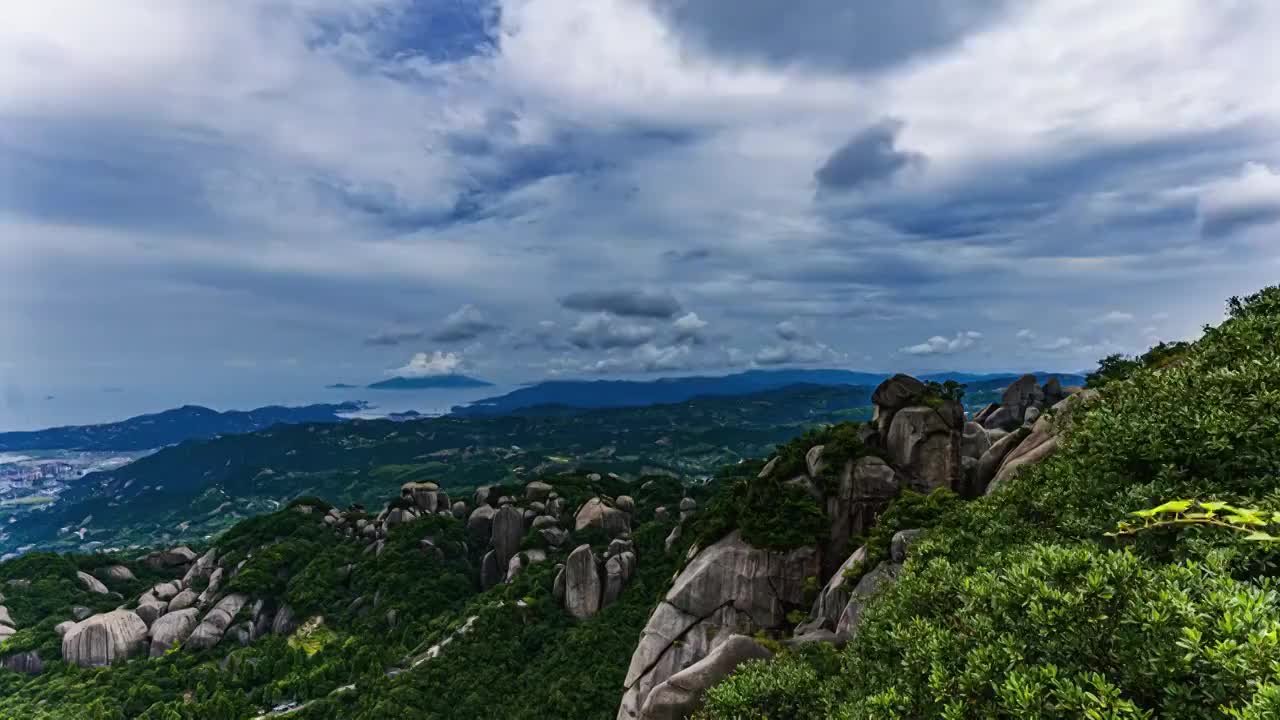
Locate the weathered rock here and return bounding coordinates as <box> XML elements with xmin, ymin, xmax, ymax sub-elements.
<box><xmin>617</xmin><ymin>532</ymin><xmax>818</xmax><ymax>720</ymax></box>
<box><xmin>563</xmin><ymin>545</ymin><xmax>603</xmax><ymax>620</ymax></box>
<box><xmin>961</xmin><ymin>421</ymin><xmax>992</xmax><ymax>460</ymax></box>
<box><xmin>678</xmin><ymin>497</ymin><xmax>697</xmax><ymax>513</ymax></box>
<box><xmin>451</xmin><ymin>501</ymin><xmax>468</xmax><ymax>519</ymax></box>
<box><xmin>61</xmin><ymin>610</ymin><xmax>148</xmax><ymax>667</ymax></box>
<box><xmin>135</xmin><ymin>600</ymin><xmax>168</xmax><ymax>627</ymax></box>
<box><xmin>602</xmin><ymin>553</ymin><xmax>632</xmax><ymax>607</ymax></box>
<box><xmin>575</xmin><ymin>497</ymin><xmax>631</xmax><ymax>538</ymax></box>
<box><xmin>805</xmin><ymin>445</ymin><xmax>827</xmax><ymax>477</ymax></box>
<box><xmin>0</xmin><ymin>650</ymin><xmax>43</xmax><ymax>674</ymax></box>
<box><xmin>54</xmin><ymin>621</ymin><xmax>75</xmax><ymax>637</ymax></box>
<box><xmin>653</xmin><ymin>507</ymin><xmax>669</xmax><ymax>522</ymax></box>
<box><xmin>198</xmin><ymin>568</ymin><xmax>225</xmax><ymax>606</ymax></box>
<box><xmin>1043</xmin><ymin>376</ymin><xmax>1066</xmax><ymax>404</ymax></box>
<box><xmin>72</xmin><ymin>605</ymin><xmax>92</xmax><ymax>621</ymax></box>
<box><xmin>540</xmin><ymin>527</ymin><xmax>570</xmax><ymax>547</ymax></box>
<box><xmin>616</xmin><ymin>495</ymin><xmax>636</xmax><ymax>515</ymax></box>
<box><xmin>271</xmin><ymin>604</ymin><xmax>297</xmax><ymax>636</ymax></box>
<box><xmin>531</xmin><ymin>515</ymin><xmax>558</xmax><ymax>531</ymax></box>
<box><xmin>1000</xmin><ymin>374</ymin><xmax>1044</xmax><ymax>424</ymax></box>
<box><xmin>525</xmin><ymin>481</ymin><xmax>554</xmax><ymax>501</ymax></box>
<box><xmin>0</xmin><ymin>606</ymin><xmax>12</xmax><ymax>626</ymax></box>
<box><xmin>637</xmin><ymin>635</ymin><xmax>773</xmax><ymax>720</ymax></box>
<box><xmin>885</xmin><ymin>404</ymin><xmax>962</xmax><ymax>493</ymax></box>
<box><xmin>168</xmin><ymin>589</ymin><xmax>198</xmax><ymax>613</ymax></box>
<box><xmin>1023</xmin><ymin>406</ymin><xmax>1042</xmax><ymax>426</ymax></box>
<box><xmin>506</xmin><ymin>550</ymin><xmax>547</xmax><ymax>583</ymax></box>
<box><xmin>972</xmin><ymin>402</ymin><xmax>999</xmax><ymax>426</ymax></box>
<box><xmin>891</xmin><ymin>529</ymin><xmax>925</xmax><ymax>563</ymax></box>
<box><xmin>491</xmin><ymin>505</ymin><xmax>526</xmax><ymax>571</ymax></box>
<box><xmin>152</xmin><ymin>581</ymin><xmax>181</xmax><ymax>601</ymax></box>
<box><xmin>144</xmin><ymin>546</ymin><xmax>197</xmax><ymax>572</ymax></box>
<box><xmin>95</xmin><ymin>565</ymin><xmax>136</xmax><ymax>584</ymax></box>
<box><xmin>664</xmin><ymin>525</ymin><xmax>682</xmax><ymax>554</ymax></box>
<box><xmin>148</xmin><ymin>608</ymin><xmax>200</xmax><ymax>657</ymax></box>
<box><xmin>988</xmin><ymin>434</ymin><xmax>1059</xmax><ymax>495</ymax></box>
<box><xmin>76</xmin><ymin>571</ymin><xmax>109</xmax><ymax>595</ymax></box>
<box><xmin>402</xmin><ymin>482</ymin><xmax>440</xmax><ymax>513</ymax></box>
<box><xmin>757</xmin><ymin>456</ymin><xmax>779</xmax><ymax>478</ymax></box>
<box><xmin>474</xmin><ymin>486</ymin><xmax>494</xmax><ymax>507</ymax></box>
<box><xmin>0</xmin><ymin>624</ymin><xmax>12</xmax><ymax>642</ymax></box>
<box><xmin>480</xmin><ymin>551</ymin><xmax>502</xmax><ymax>590</ymax></box>
<box><xmin>467</xmin><ymin>505</ymin><xmax>498</xmax><ymax>544</ymax></box>
<box><xmin>970</xmin><ymin>425</ymin><xmax>1030</xmax><ymax>495</ymax></box>
<box><xmin>835</xmin><ymin>562</ymin><xmax>900</xmax><ymax>642</ymax></box>
<box><xmin>982</xmin><ymin>406</ymin><xmax>1013</xmax><ymax>430</ymax></box>
<box><xmin>186</xmin><ymin>593</ymin><xmax>250</xmax><ymax>650</ymax></box>
<box><xmin>553</xmin><ymin>566</ymin><xmax>567</xmax><ymax>602</ymax></box>
<box><xmin>796</xmin><ymin>545</ymin><xmax>867</xmax><ymax>636</ymax></box>
<box><xmin>871</xmin><ymin>374</ymin><xmax>928</xmax><ymax>436</ymax></box>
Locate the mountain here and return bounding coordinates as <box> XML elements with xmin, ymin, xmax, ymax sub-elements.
<box><xmin>453</xmin><ymin>368</ymin><xmax>1085</xmax><ymax>417</ymax></box>
<box><xmin>325</xmin><ymin>383</ymin><xmax>359</xmax><ymax>389</ymax></box>
<box><xmin>368</xmin><ymin>375</ymin><xmax>493</xmax><ymax>390</ymax></box>
<box><xmin>0</xmin><ymin>383</ymin><xmax>875</xmax><ymax>555</ymax></box>
<box><xmin>0</xmin><ymin>402</ymin><xmax>365</xmax><ymax>452</ymax></box>
<box><xmin>0</xmin><ymin>287</ymin><xmax>1275</xmax><ymax>720</ymax></box>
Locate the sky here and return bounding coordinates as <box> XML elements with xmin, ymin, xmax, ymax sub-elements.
<box><xmin>2</xmin><ymin>0</ymin><xmax>1279</xmax><ymax>428</ymax></box>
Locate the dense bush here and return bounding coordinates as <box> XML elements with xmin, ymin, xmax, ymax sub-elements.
<box><xmin>700</xmin><ymin>285</ymin><xmax>1280</xmax><ymax>719</ymax></box>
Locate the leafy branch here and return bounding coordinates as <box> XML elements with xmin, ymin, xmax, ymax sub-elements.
<box><xmin>1105</xmin><ymin>500</ymin><xmax>1280</xmax><ymax>542</ymax></box>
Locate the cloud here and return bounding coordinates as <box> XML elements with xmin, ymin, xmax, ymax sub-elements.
<box><xmin>568</xmin><ymin>313</ymin><xmax>657</xmax><ymax>349</ymax></box>
<box><xmin>390</xmin><ymin>351</ymin><xmax>465</xmax><ymax>378</ymax></box>
<box><xmin>560</xmin><ymin>289</ymin><xmax>683</xmax><ymax>319</ymax></box>
<box><xmin>1016</xmin><ymin>329</ymin><xmax>1074</xmax><ymax>352</ymax></box>
<box><xmin>754</xmin><ymin>341</ymin><xmax>837</xmax><ymax>366</ymax></box>
<box><xmin>1198</xmin><ymin>162</ymin><xmax>1280</xmax><ymax>237</ymax></box>
<box><xmin>1097</xmin><ymin>311</ymin><xmax>1135</xmax><ymax>324</ymax></box>
<box><xmin>815</xmin><ymin>118</ymin><xmax>925</xmax><ymax>191</ymax></box>
<box><xmin>432</xmin><ymin>304</ymin><xmax>500</xmax><ymax>342</ymax></box>
<box><xmin>364</xmin><ymin>329</ymin><xmax>427</xmax><ymax>347</ymax></box>
<box><xmin>899</xmin><ymin>330</ymin><xmax>983</xmax><ymax>356</ymax></box>
<box><xmin>775</xmin><ymin>319</ymin><xmax>805</xmax><ymax>342</ymax></box>
<box><xmin>672</xmin><ymin>312</ymin><xmax>709</xmax><ymax>343</ymax></box>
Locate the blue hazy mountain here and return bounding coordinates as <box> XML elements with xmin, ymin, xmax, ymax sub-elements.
<box><xmin>453</xmin><ymin>368</ymin><xmax>1087</xmax><ymax>417</ymax></box>
<box><xmin>0</xmin><ymin>402</ymin><xmax>365</xmax><ymax>452</ymax></box>
<box><xmin>367</xmin><ymin>375</ymin><xmax>494</xmax><ymax>390</ymax></box>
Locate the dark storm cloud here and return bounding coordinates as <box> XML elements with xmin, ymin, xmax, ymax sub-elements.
<box><xmin>567</xmin><ymin>314</ymin><xmax>658</xmax><ymax>349</ymax></box>
<box><xmin>815</xmin><ymin>119</ymin><xmax>925</xmax><ymax>192</ymax></box>
<box><xmin>560</xmin><ymin>290</ymin><xmax>683</xmax><ymax>319</ymax></box>
<box><xmin>650</xmin><ymin>0</ymin><xmax>1011</xmax><ymax>73</ymax></box>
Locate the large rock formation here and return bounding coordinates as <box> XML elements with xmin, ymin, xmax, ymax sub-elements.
<box><xmin>186</xmin><ymin>593</ymin><xmax>249</xmax><ymax>650</ymax></box>
<box><xmin>884</xmin><ymin>402</ymin><xmax>963</xmax><ymax>493</ymax></box>
<box><xmin>76</xmin><ymin>571</ymin><xmax>109</xmax><ymax>595</ymax></box>
<box><xmin>985</xmin><ymin>389</ymin><xmax>1098</xmax><ymax>495</ymax></box>
<box><xmin>0</xmin><ymin>650</ymin><xmax>43</xmax><ymax>674</ymax></box>
<box><xmin>563</xmin><ymin>545</ymin><xmax>603</xmax><ymax>620</ymax></box>
<box><xmin>870</xmin><ymin>374</ymin><xmax>928</xmax><ymax>438</ymax></box>
<box><xmin>95</xmin><ymin>565</ymin><xmax>136</xmax><ymax>584</ymax></box>
<box><xmin>491</xmin><ymin>505</ymin><xmax>526</xmax><ymax>571</ymax></box>
<box><xmin>636</xmin><ymin>635</ymin><xmax>774</xmax><ymax>720</ymax></box>
<box><xmin>575</xmin><ymin>497</ymin><xmax>631</xmax><ymax>538</ymax></box>
<box><xmin>149</xmin><ymin>608</ymin><xmax>201</xmax><ymax>657</ymax></box>
<box><xmin>617</xmin><ymin>531</ymin><xmax>818</xmax><ymax>720</ymax></box>
<box><xmin>62</xmin><ymin>610</ymin><xmax>149</xmax><ymax>667</ymax></box>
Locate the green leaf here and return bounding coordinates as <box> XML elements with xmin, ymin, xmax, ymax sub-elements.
<box><xmin>1244</xmin><ymin>532</ymin><xmax>1280</xmax><ymax>542</ymax></box>
<box><xmin>1150</xmin><ymin>500</ymin><xmax>1192</xmax><ymax>514</ymax></box>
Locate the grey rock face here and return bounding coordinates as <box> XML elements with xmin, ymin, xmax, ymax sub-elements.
<box><xmin>167</xmin><ymin>589</ymin><xmax>198</xmax><ymax>613</ymax></box>
<box><xmin>615</xmin><ymin>495</ymin><xmax>636</xmax><ymax>515</ymax></box>
<box><xmin>152</xmin><ymin>581</ymin><xmax>181</xmax><ymax>601</ymax></box>
<box><xmin>474</xmin><ymin>485</ymin><xmax>494</xmax><ymax>507</ymax></box>
<box><xmin>540</xmin><ymin>527</ymin><xmax>569</xmax><ymax>547</ymax></box>
<box><xmin>186</xmin><ymin>593</ymin><xmax>250</xmax><ymax>650</ymax></box>
<box><xmin>491</xmin><ymin>505</ymin><xmax>526</xmax><ymax>571</ymax></box>
<box><xmin>54</xmin><ymin>621</ymin><xmax>75</xmax><ymax>637</ymax></box>
<box><xmin>0</xmin><ymin>650</ymin><xmax>43</xmax><ymax>674</ymax></box>
<box><xmin>982</xmin><ymin>405</ymin><xmax>1013</xmax><ymax>430</ymax></box>
<box><xmin>135</xmin><ymin>600</ymin><xmax>168</xmax><ymax>627</ymax></box>
<box><xmin>62</xmin><ymin>610</ymin><xmax>148</xmax><ymax>667</ymax></box>
<box><xmin>467</xmin><ymin>505</ymin><xmax>498</xmax><ymax>544</ymax></box>
<box><xmin>553</xmin><ymin>566</ymin><xmax>567</xmax><ymax>602</ymax></box>
<box><xmin>961</xmin><ymin>421</ymin><xmax>991</xmax><ymax>460</ymax></box>
<box><xmin>575</xmin><ymin>497</ymin><xmax>631</xmax><ymax>538</ymax></box>
<box><xmin>1000</xmin><ymin>373</ymin><xmax>1044</xmax><ymax>424</ymax></box>
<box><xmin>890</xmin><ymin>529</ymin><xmax>925</xmax><ymax>563</ymax></box>
<box><xmin>95</xmin><ymin>565</ymin><xmax>136</xmax><ymax>584</ymax></box>
<box><xmin>971</xmin><ymin>425</ymin><xmax>1030</xmax><ymax>495</ymax></box>
<box><xmin>149</xmin><ymin>608</ymin><xmax>201</xmax><ymax>657</ymax></box>
<box><xmin>835</xmin><ymin>561</ymin><xmax>900</xmax><ymax>642</ymax></box>
<box><xmin>525</xmin><ymin>481</ymin><xmax>553</xmax><ymax>501</ymax></box>
<box><xmin>637</xmin><ymin>635</ymin><xmax>773</xmax><ymax>720</ymax></box>
<box><xmin>76</xmin><ymin>571</ymin><xmax>109</xmax><ymax>595</ymax></box>
<box><xmin>805</xmin><ymin>445</ymin><xmax>827</xmax><ymax>477</ymax></box>
<box><xmin>617</xmin><ymin>532</ymin><xmax>818</xmax><ymax>720</ymax></box>
<box><xmin>452</xmin><ymin>501</ymin><xmax>468</xmax><ymax>519</ymax></box>
<box><xmin>563</xmin><ymin>544</ymin><xmax>603</xmax><ymax>620</ymax></box>
<box><xmin>144</xmin><ymin>546</ymin><xmax>197</xmax><ymax>572</ymax></box>
<box><xmin>272</xmin><ymin>604</ymin><xmax>297</xmax><ymax>636</ymax></box>
<box><xmin>1023</xmin><ymin>406</ymin><xmax>1042</xmax><ymax>426</ymax></box>
<box><xmin>795</xmin><ymin>545</ymin><xmax>866</xmax><ymax>636</ymax></box>
<box><xmin>402</xmin><ymin>482</ymin><xmax>440</xmax><ymax>513</ymax></box>
<box><xmin>0</xmin><ymin>605</ymin><xmax>12</xmax><ymax>626</ymax></box>
<box><xmin>871</xmin><ymin>373</ymin><xmax>928</xmax><ymax>436</ymax></box>
<box><xmin>602</xmin><ymin>551</ymin><xmax>636</xmax><ymax>607</ymax></box>
<box><xmin>480</xmin><ymin>551</ymin><xmax>502</xmax><ymax>590</ymax></box>
<box><xmin>885</xmin><ymin>404</ymin><xmax>962</xmax><ymax>493</ymax></box>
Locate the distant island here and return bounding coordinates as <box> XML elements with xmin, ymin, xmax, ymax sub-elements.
<box><xmin>368</xmin><ymin>375</ymin><xmax>493</xmax><ymax>390</ymax></box>
<box><xmin>0</xmin><ymin>402</ymin><xmax>366</xmax><ymax>452</ymax></box>
<box><xmin>325</xmin><ymin>383</ymin><xmax>359</xmax><ymax>389</ymax></box>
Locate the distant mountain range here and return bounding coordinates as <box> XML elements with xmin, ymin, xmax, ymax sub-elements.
<box><xmin>0</xmin><ymin>402</ymin><xmax>365</xmax><ymax>452</ymax></box>
<box><xmin>452</xmin><ymin>369</ymin><xmax>1087</xmax><ymax>417</ymax></box>
<box><xmin>367</xmin><ymin>375</ymin><xmax>494</xmax><ymax>390</ymax></box>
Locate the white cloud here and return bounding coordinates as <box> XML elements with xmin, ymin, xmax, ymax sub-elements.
<box><xmin>899</xmin><ymin>330</ymin><xmax>982</xmax><ymax>356</ymax></box>
<box><xmin>390</xmin><ymin>351</ymin><xmax>465</xmax><ymax>377</ymax></box>
<box><xmin>1097</xmin><ymin>311</ymin><xmax>1135</xmax><ymax>324</ymax></box>
<box><xmin>1198</xmin><ymin>162</ymin><xmax>1280</xmax><ymax>237</ymax></box>
<box><xmin>672</xmin><ymin>312</ymin><xmax>709</xmax><ymax>343</ymax></box>
<box><xmin>568</xmin><ymin>313</ymin><xmax>656</xmax><ymax>349</ymax></box>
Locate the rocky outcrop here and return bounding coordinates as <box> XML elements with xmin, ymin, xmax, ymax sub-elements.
<box><xmin>95</xmin><ymin>565</ymin><xmax>136</xmax><ymax>584</ymax></box>
<box><xmin>491</xmin><ymin>505</ymin><xmax>526</xmax><ymax>571</ymax></box>
<box><xmin>795</xmin><ymin>545</ymin><xmax>867</xmax><ymax>638</ymax></box>
<box><xmin>76</xmin><ymin>571</ymin><xmax>109</xmax><ymax>595</ymax></box>
<box><xmin>272</xmin><ymin>604</ymin><xmax>297</xmax><ymax>636</ymax></box>
<box><xmin>186</xmin><ymin>593</ymin><xmax>249</xmax><ymax>650</ymax></box>
<box><xmin>986</xmin><ymin>389</ymin><xmax>1099</xmax><ymax>495</ymax></box>
<box><xmin>835</xmin><ymin>561</ymin><xmax>900</xmax><ymax>642</ymax></box>
<box><xmin>637</xmin><ymin>635</ymin><xmax>774</xmax><ymax>720</ymax></box>
<box><xmin>136</xmin><ymin>600</ymin><xmax>168</xmax><ymax>627</ymax></box>
<box><xmin>62</xmin><ymin>610</ymin><xmax>149</xmax><ymax>667</ymax></box>
<box><xmin>149</xmin><ymin>608</ymin><xmax>201</xmax><ymax>657</ymax></box>
<box><xmin>575</xmin><ymin>497</ymin><xmax>631</xmax><ymax>538</ymax></box>
<box><xmin>871</xmin><ymin>374</ymin><xmax>928</xmax><ymax>438</ymax></box>
<box><xmin>144</xmin><ymin>546</ymin><xmax>197</xmax><ymax>572</ymax></box>
<box><xmin>970</xmin><ymin>426</ymin><xmax>1029</xmax><ymax>495</ymax></box>
<box><xmin>0</xmin><ymin>650</ymin><xmax>43</xmax><ymax>674</ymax></box>
<box><xmin>168</xmin><ymin>588</ymin><xmax>198</xmax><ymax>613</ymax></box>
<box><xmin>563</xmin><ymin>545</ymin><xmax>603</xmax><ymax>620</ymax></box>
<box><xmin>617</xmin><ymin>531</ymin><xmax>818</xmax><ymax>720</ymax></box>
<box><xmin>467</xmin><ymin>505</ymin><xmax>498</xmax><ymax>544</ymax></box>
<box><xmin>884</xmin><ymin>402</ymin><xmax>963</xmax><ymax>493</ymax></box>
